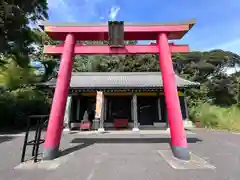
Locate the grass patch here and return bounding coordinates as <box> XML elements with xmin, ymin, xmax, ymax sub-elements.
<box><xmin>189</xmin><ymin>103</ymin><xmax>240</xmax><ymax>132</ymax></box>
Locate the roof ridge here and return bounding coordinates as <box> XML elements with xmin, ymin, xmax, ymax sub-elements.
<box><xmin>71</xmin><ymin>72</ymin><xmax>162</xmax><ymax>76</ymax></box>
<box><xmin>41</xmin><ymin>71</ymin><xmax>200</xmax><ymax>88</ymax></box>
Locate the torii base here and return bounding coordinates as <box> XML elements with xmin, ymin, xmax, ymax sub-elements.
<box><xmin>171</xmin><ymin>145</ymin><xmax>190</xmax><ymax>161</ymax></box>
<box><xmin>43</xmin><ymin>146</ymin><xmax>60</xmax><ymax>160</ymax></box>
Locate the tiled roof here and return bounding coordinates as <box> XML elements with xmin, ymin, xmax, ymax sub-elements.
<box><xmin>43</xmin><ymin>72</ymin><xmax>200</xmax><ymax>89</ymax></box>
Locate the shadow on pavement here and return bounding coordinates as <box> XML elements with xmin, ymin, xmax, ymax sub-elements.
<box><xmin>59</xmin><ymin>137</ymin><xmax>202</xmax><ymax>157</ymax></box>
<box><xmin>71</xmin><ymin>137</ymin><xmax>202</xmax><ymax>144</ymax></box>
<box><xmin>0</xmin><ymin>136</ymin><xmax>15</xmax><ymax>144</ymax></box>
<box><xmin>0</xmin><ymin>128</ymin><xmax>24</xmax><ymax>135</ymax></box>
<box><xmin>60</xmin><ymin>142</ymin><xmax>94</xmax><ymax>157</ymax></box>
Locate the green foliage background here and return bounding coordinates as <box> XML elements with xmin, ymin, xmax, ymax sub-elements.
<box><xmin>0</xmin><ymin>0</ymin><xmax>240</xmax><ymax>131</ymax></box>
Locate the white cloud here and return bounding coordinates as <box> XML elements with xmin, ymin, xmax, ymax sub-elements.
<box><xmin>48</xmin><ymin>0</ymin><xmax>122</xmax><ymax>22</ymax></box>
<box><xmin>224</xmin><ymin>66</ymin><xmax>240</xmax><ymax>75</ymax></box>
<box><xmin>109</xmin><ymin>6</ymin><xmax>120</xmax><ymax>20</ymax></box>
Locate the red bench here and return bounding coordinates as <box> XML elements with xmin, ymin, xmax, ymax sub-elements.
<box><xmin>114</xmin><ymin>119</ymin><xmax>128</xmax><ymax>128</ymax></box>
<box><xmin>80</xmin><ymin>120</ymin><xmax>91</xmax><ymax>131</ymax></box>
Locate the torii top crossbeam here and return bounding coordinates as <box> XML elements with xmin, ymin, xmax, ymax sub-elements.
<box><xmin>41</xmin><ymin>19</ymin><xmax>195</xmax><ymax>41</ymax></box>
<box><xmin>42</xmin><ymin>19</ymin><xmax>195</xmax><ymax>55</ymax></box>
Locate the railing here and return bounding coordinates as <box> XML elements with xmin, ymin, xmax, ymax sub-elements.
<box><xmin>21</xmin><ymin>115</ymin><xmax>49</xmax><ymax>163</ymax></box>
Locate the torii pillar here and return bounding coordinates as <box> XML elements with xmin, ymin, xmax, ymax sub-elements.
<box><xmin>43</xmin><ymin>33</ymin><xmax>76</xmax><ymax>160</ymax></box>
<box><xmin>158</xmin><ymin>33</ymin><xmax>189</xmax><ymax>160</ymax></box>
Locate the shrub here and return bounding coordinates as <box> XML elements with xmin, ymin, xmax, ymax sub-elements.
<box><xmin>0</xmin><ymin>87</ymin><xmax>51</xmax><ymax>130</ymax></box>
<box><xmin>0</xmin><ymin>88</ymin><xmax>17</xmax><ymax>128</ymax></box>
<box><xmin>189</xmin><ymin>103</ymin><xmax>240</xmax><ymax>131</ymax></box>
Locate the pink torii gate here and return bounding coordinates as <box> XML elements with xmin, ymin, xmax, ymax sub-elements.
<box><xmin>41</xmin><ymin>19</ymin><xmax>196</xmax><ymax>161</ymax></box>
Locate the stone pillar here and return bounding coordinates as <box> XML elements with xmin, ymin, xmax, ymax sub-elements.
<box><xmin>157</xmin><ymin>33</ymin><xmax>189</xmax><ymax>160</ymax></box>
<box><xmin>63</xmin><ymin>96</ymin><xmax>72</xmax><ymax>131</ymax></box>
<box><xmin>43</xmin><ymin>33</ymin><xmax>76</xmax><ymax>160</ymax></box>
<box><xmin>103</xmin><ymin>96</ymin><xmax>107</xmax><ymax>121</ymax></box>
<box><xmin>184</xmin><ymin>97</ymin><xmax>189</xmax><ymax>119</ymax></box>
<box><xmin>183</xmin><ymin>96</ymin><xmax>194</xmax><ymax>128</ymax></box>
<box><xmin>165</xmin><ymin>107</ymin><xmax>169</xmax><ymax>130</ymax></box>
<box><xmin>76</xmin><ymin>98</ymin><xmax>80</xmax><ymax>121</ymax></box>
<box><xmin>132</xmin><ymin>93</ymin><xmax>139</xmax><ymax>131</ymax></box>
<box><xmin>157</xmin><ymin>96</ymin><xmax>162</xmax><ymax>121</ymax></box>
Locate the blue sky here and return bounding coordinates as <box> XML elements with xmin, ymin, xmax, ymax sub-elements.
<box><xmin>47</xmin><ymin>0</ymin><xmax>240</xmax><ymax>54</ymax></box>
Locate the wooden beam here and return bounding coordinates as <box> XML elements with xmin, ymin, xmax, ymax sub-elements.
<box><xmin>44</xmin><ymin>24</ymin><xmax>190</xmax><ymax>34</ymax></box>
<box><xmin>44</xmin><ymin>44</ymin><xmax>189</xmax><ymax>55</ymax></box>
<box><xmin>41</xmin><ymin>20</ymin><xmax>196</xmax><ymax>41</ymax></box>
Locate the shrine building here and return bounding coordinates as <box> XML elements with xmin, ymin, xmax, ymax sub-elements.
<box><xmin>42</xmin><ymin>72</ymin><xmax>199</xmax><ymax>131</ymax></box>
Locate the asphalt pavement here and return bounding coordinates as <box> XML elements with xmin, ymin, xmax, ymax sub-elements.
<box><xmin>0</xmin><ymin>129</ymin><xmax>239</xmax><ymax>180</ymax></box>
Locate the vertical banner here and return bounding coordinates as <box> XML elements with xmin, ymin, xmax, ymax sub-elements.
<box><xmin>95</xmin><ymin>91</ymin><xmax>103</xmax><ymax>119</ymax></box>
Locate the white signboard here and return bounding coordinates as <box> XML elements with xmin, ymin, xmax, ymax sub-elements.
<box><xmin>95</xmin><ymin>91</ymin><xmax>103</xmax><ymax>119</ymax></box>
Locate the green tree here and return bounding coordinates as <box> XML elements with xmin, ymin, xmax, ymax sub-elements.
<box><xmin>72</xmin><ymin>47</ymin><xmax>240</xmax><ymax>107</ymax></box>
<box><xmin>30</xmin><ymin>30</ymin><xmax>58</xmax><ymax>82</ymax></box>
<box><xmin>0</xmin><ymin>0</ymin><xmax>48</xmax><ymax>67</ymax></box>
<box><xmin>0</xmin><ymin>60</ymin><xmax>37</xmax><ymax>90</ymax></box>
<box><xmin>172</xmin><ymin>50</ymin><xmax>240</xmax><ymax>107</ymax></box>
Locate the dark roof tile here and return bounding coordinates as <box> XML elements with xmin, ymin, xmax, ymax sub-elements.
<box><xmin>44</xmin><ymin>72</ymin><xmax>200</xmax><ymax>89</ymax></box>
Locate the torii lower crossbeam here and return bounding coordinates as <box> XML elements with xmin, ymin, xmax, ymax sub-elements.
<box><xmin>44</xmin><ymin>44</ymin><xmax>189</xmax><ymax>55</ymax></box>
